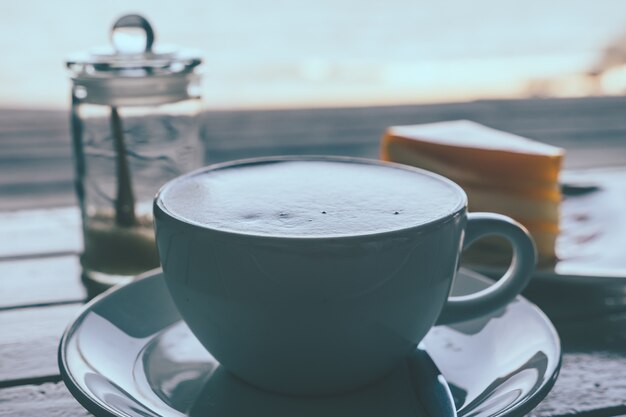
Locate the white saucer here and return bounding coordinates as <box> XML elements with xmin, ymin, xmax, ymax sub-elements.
<box><xmin>59</xmin><ymin>268</ymin><xmax>560</xmax><ymax>417</ymax></box>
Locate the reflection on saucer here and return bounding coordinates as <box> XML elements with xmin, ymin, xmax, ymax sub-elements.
<box><xmin>141</xmin><ymin>322</ymin><xmax>454</xmax><ymax>417</ymax></box>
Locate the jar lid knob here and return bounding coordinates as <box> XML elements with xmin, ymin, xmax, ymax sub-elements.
<box><xmin>111</xmin><ymin>14</ymin><xmax>155</xmax><ymax>55</ymax></box>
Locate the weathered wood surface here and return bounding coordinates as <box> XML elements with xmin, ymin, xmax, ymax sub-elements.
<box><xmin>0</xmin><ymin>304</ymin><xmax>81</xmax><ymax>385</ymax></box>
<box><xmin>0</xmin><ymin>246</ymin><xmax>624</xmax><ymax>416</ymax></box>
<box><xmin>2</xmin><ymin>96</ymin><xmax>626</xmax><ymax>211</ymax></box>
<box><xmin>0</xmin><ymin>208</ymin><xmax>80</xmax><ymax>259</ymax></box>
<box><xmin>0</xmin><ymin>263</ymin><xmax>625</xmax><ymax>415</ymax></box>
<box><xmin>1</xmin><ymin>97</ymin><xmax>626</xmax><ymax>416</ymax></box>
<box><xmin>0</xmin><ymin>289</ymin><xmax>625</xmax><ymax>416</ymax></box>
<box><xmin>530</xmin><ymin>352</ymin><xmax>626</xmax><ymax>417</ymax></box>
<box><xmin>0</xmin><ymin>255</ymin><xmax>84</xmax><ymax>310</ymax></box>
<box><xmin>0</xmin><ymin>382</ymin><xmax>90</xmax><ymax>417</ymax></box>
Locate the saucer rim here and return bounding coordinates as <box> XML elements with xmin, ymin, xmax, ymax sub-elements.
<box><xmin>58</xmin><ymin>268</ymin><xmax>561</xmax><ymax>417</ymax></box>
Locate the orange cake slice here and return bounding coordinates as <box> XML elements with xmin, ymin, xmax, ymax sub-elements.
<box><xmin>381</xmin><ymin>120</ymin><xmax>565</xmax><ymax>264</ymax></box>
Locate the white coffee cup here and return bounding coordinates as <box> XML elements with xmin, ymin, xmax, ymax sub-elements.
<box><xmin>154</xmin><ymin>156</ymin><xmax>536</xmax><ymax>395</ymax></box>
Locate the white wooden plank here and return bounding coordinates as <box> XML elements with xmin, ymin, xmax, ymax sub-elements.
<box><xmin>0</xmin><ymin>208</ymin><xmax>81</xmax><ymax>259</ymax></box>
<box><xmin>0</xmin><ymin>256</ymin><xmax>84</xmax><ymax>308</ymax></box>
<box><xmin>0</xmin><ymin>304</ymin><xmax>82</xmax><ymax>382</ymax></box>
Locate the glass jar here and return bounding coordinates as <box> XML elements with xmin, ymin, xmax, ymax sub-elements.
<box><xmin>66</xmin><ymin>14</ymin><xmax>204</xmax><ymax>296</ymax></box>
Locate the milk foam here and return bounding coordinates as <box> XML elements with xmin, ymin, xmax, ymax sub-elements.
<box><xmin>160</xmin><ymin>160</ymin><xmax>465</xmax><ymax>237</ymax></box>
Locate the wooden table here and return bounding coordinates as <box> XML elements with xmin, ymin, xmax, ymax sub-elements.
<box><xmin>1</xmin><ymin>96</ymin><xmax>626</xmax><ymax>416</ymax></box>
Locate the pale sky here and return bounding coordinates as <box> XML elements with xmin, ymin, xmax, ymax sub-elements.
<box><xmin>2</xmin><ymin>0</ymin><xmax>626</xmax><ymax>109</ymax></box>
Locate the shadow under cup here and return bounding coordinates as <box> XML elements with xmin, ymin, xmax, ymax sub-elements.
<box><xmin>153</xmin><ymin>156</ymin><xmax>530</xmax><ymax>395</ymax></box>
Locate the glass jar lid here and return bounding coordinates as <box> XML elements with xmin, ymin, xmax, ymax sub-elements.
<box><xmin>66</xmin><ymin>14</ymin><xmax>203</xmax><ymax>106</ymax></box>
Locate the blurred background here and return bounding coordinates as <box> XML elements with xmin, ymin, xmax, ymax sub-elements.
<box><xmin>2</xmin><ymin>0</ymin><xmax>626</xmax><ymax>212</ymax></box>
<box><xmin>3</xmin><ymin>0</ymin><xmax>626</xmax><ymax>110</ymax></box>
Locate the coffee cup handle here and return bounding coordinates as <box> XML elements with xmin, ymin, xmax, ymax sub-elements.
<box><xmin>436</xmin><ymin>212</ymin><xmax>537</xmax><ymax>325</ymax></box>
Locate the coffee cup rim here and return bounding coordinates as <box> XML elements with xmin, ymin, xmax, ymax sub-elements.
<box><xmin>154</xmin><ymin>155</ymin><xmax>468</xmax><ymax>242</ymax></box>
